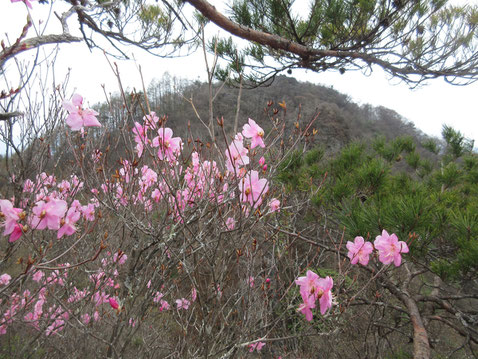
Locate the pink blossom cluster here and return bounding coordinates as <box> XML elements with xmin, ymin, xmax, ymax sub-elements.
<box><xmin>0</xmin><ymin>251</ymin><xmax>129</xmax><ymax>336</ymax></box>
<box><xmin>295</xmin><ymin>270</ymin><xmax>333</xmax><ymax>321</ymax></box>
<box><xmin>0</xmin><ymin>102</ymin><xmax>282</xmax><ymax>339</ymax></box>
<box><xmin>346</xmin><ymin>230</ymin><xmax>409</xmax><ymax>267</ymax></box>
<box><xmin>248</xmin><ymin>341</ymin><xmax>266</xmax><ymax>352</ymax></box>
<box><xmin>0</xmin><ymin>172</ymin><xmax>97</xmax><ymax>242</ymax></box>
<box><xmin>93</xmin><ymin>112</ymin><xmax>279</xmax><ymax>222</ymax></box>
<box><xmin>63</xmin><ymin>94</ymin><xmax>101</xmax><ymax>132</ymax></box>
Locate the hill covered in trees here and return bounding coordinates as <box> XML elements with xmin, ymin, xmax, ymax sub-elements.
<box><xmin>95</xmin><ymin>74</ymin><xmax>430</xmax><ymax>152</ymax></box>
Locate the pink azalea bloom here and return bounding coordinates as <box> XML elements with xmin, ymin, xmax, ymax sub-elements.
<box><xmin>81</xmin><ymin>203</ymin><xmax>96</xmax><ymax>221</ymax></box>
<box><xmin>225</xmin><ymin>217</ymin><xmax>235</xmax><ymax>230</ymax></box>
<box><xmin>10</xmin><ymin>0</ymin><xmax>36</xmax><ymax>9</ymax></box>
<box><xmin>144</xmin><ymin>112</ymin><xmax>159</xmax><ymax>129</ymax></box>
<box><xmin>82</xmin><ymin>313</ymin><xmax>90</xmax><ymax>325</ymax></box>
<box><xmin>63</xmin><ymin>94</ymin><xmax>101</xmax><ymax>131</ymax></box>
<box><xmin>153</xmin><ymin>292</ymin><xmax>164</xmax><ymax>303</ymax></box>
<box><xmin>297</xmin><ymin>295</ymin><xmax>316</xmax><ymax>321</ymax></box>
<box><xmin>242</xmin><ymin>118</ymin><xmax>265</xmax><ymax>148</ymax></box>
<box><xmin>346</xmin><ymin>236</ymin><xmax>374</xmax><ymax>266</ymax></box>
<box><xmin>57</xmin><ymin>206</ymin><xmax>81</xmax><ymax>239</ymax></box>
<box><xmin>159</xmin><ymin>300</ymin><xmax>170</xmax><ymax>311</ymax></box>
<box><xmin>191</xmin><ymin>287</ymin><xmax>197</xmax><ymax>302</ymax></box>
<box><xmin>31</xmin><ymin>199</ymin><xmax>67</xmax><ymax>230</ymax></box>
<box><xmin>295</xmin><ymin>270</ymin><xmax>320</xmax><ymax>300</ymax></box>
<box><xmin>258</xmin><ymin>156</ymin><xmax>265</xmax><ymax>166</ymax></box>
<box><xmin>296</xmin><ymin>270</ymin><xmax>334</xmax><ymax>319</ymax></box>
<box><xmin>8</xmin><ymin>223</ymin><xmax>23</xmax><ymax>243</ymax></box>
<box><xmin>0</xmin><ymin>273</ymin><xmax>11</xmax><ymax>286</ymax></box>
<box><xmin>32</xmin><ymin>270</ymin><xmax>44</xmax><ymax>282</ymax></box>
<box><xmin>0</xmin><ymin>199</ymin><xmax>23</xmax><ymax>241</ymax></box>
<box><xmin>248</xmin><ymin>276</ymin><xmax>255</xmax><ymax>288</ymax></box>
<box><xmin>133</xmin><ymin>122</ymin><xmax>148</xmax><ymax>157</ymax></box>
<box><xmin>248</xmin><ymin>341</ymin><xmax>266</xmax><ymax>352</ymax></box>
<box><xmin>239</xmin><ymin>170</ymin><xmax>269</xmax><ymax>208</ymax></box>
<box><xmin>225</xmin><ymin>139</ymin><xmax>249</xmax><ymax>173</ymax></box>
<box><xmin>23</xmin><ymin>179</ymin><xmax>34</xmax><ymax>193</ymax></box>
<box><xmin>152</xmin><ymin>127</ymin><xmax>182</xmax><ymax>162</ymax></box>
<box><xmin>269</xmin><ymin>198</ymin><xmax>280</xmax><ymax>212</ymax></box>
<box><xmin>109</xmin><ymin>297</ymin><xmax>120</xmax><ymax>310</ymax></box>
<box><xmin>374</xmin><ymin>230</ymin><xmax>409</xmax><ymax>267</ymax></box>
<box><xmin>316</xmin><ymin>276</ymin><xmax>333</xmax><ymax>315</ymax></box>
<box><xmin>176</xmin><ymin>298</ymin><xmax>190</xmax><ymax>310</ymax></box>
<box><xmin>113</xmin><ymin>251</ymin><xmax>127</xmax><ymax>265</ymax></box>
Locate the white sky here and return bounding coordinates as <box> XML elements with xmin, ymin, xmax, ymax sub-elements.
<box><xmin>1</xmin><ymin>0</ymin><xmax>478</xmax><ymax>145</ymax></box>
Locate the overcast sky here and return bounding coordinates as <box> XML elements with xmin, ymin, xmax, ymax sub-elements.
<box><xmin>2</xmin><ymin>0</ymin><xmax>478</xmax><ymax>145</ymax></box>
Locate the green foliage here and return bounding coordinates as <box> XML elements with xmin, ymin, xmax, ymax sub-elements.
<box><xmin>277</xmin><ymin>129</ymin><xmax>478</xmax><ymax>280</ymax></box>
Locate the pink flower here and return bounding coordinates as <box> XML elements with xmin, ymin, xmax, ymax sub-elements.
<box><xmin>10</xmin><ymin>0</ymin><xmax>36</xmax><ymax>9</ymax></box>
<box><xmin>242</xmin><ymin>118</ymin><xmax>265</xmax><ymax>148</ymax></box>
<box><xmin>225</xmin><ymin>217</ymin><xmax>235</xmax><ymax>230</ymax></box>
<box><xmin>240</xmin><ymin>170</ymin><xmax>269</xmax><ymax>208</ymax></box>
<box><xmin>258</xmin><ymin>156</ymin><xmax>265</xmax><ymax>166</ymax></box>
<box><xmin>31</xmin><ymin>199</ymin><xmax>67</xmax><ymax>230</ymax></box>
<box><xmin>0</xmin><ymin>273</ymin><xmax>11</xmax><ymax>286</ymax></box>
<box><xmin>63</xmin><ymin>94</ymin><xmax>101</xmax><ymax>131</ymax></box>
<box><xmin>109</xmin><ymin>297</ymin><xmax>120</xmax><ymax>310</ymax></box>
<box><xmin>133</xmin><ymin>122</ymin><xmax>148</xmax><ymax>157</ymax></box>
<box><xmin>346</xmin><ymin>236</ymin><xmax>374</xmax><ymax>266</ymax></box>
<box><xmin>191</xmin><ymin>287</ymin><xmax>197</xmax><ymax>302</ymax></box>
<box><xmin>57</xmin><ymin>206</ymin><xmax>81</xmax><ymax>239</ymax></box>
<box><xmin>248</xmin><ymin>341</ymin><xmax>266</xmax><ymax>352</ymax></box>
<box><xmin>81</xmin><ymin>313</ymin><xmax>90</xmax><ymax>325</ymax></box>
<box><xmin>295</xmin><ymin>270</ymin><xmax>334</xmax><ymax>320</ymax></box>
<box><xmin>269</xmin><ymin>198</ymin><xmax>280</xmax><ymax>212</ymax></box>
<box><xmin>225</xmin><ymin>138</ymin><xmax>249</xmax><ymax>173</ymax></box>
<box><xmin>374</xmin><ymin>230</ymin><xmax>409</xmax><ymax>267</ymax></box>
<box><xmin>81</xmin><ymin>203</ymin><xmax>96</xmax><ymax>221</ymax></box>
<box><xmin>176</xmin><ymin>298</ymin><xmax>190</xmax><ymax>310</ymax></box>
<box><xmin>0</xmin><ymin>199</ymin><xmax>24</xmax><ymax>242</ymax></box>
<box><xmin>316</xmin><ymin>276</ymin><xmax>333</xmax><ymax>315</ymax></box>
<box><xmin>297</xmin><ymin>295</ymin><xmax>315</xmax><ymax>321</ymax></box>
<box><xmin>32</xmin><ymin>270</ymin><xmax>44</xmax><ymax>282</ymax></box>
<box><xmin>248</xmin><ymin>276</ymin><xmax>255</xmax><ymax>288</ymax></box>
<box><xmin>152</xmin><ymin>127</ymin><xmax>182</xmax><ymax>162</ymax></box>
<box><xmin>159</xmin><ymin>300</ymin><xmax>170</xmax><ymax>311</ymax></box>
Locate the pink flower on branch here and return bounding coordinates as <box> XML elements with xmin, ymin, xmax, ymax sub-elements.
<box><xmin>295</xmin><ymin>270</ymin><xmax>333</xmax><ymax>320</ymax></box>
<box><xmin>0</xmin><ymin>273</ymin><xmax>11</xmax><ymax>286</ymax></box>
<box><xmin>109</xmin><ymin>297</ymin><xmax>120</xmax><ymax>310</ymax></box>
<box><xmin>248</xmin><ymin>341</ymin><xmax>266</xmax><ymax>352</ymax></box>
<box><xmin>152</xmin><ymin>127</ymin><xmax>182</xmax><ymax>162</ymax></box>
<box><xmin>0</xmin><ymin>199</ymin><xmax>24</xmax><ymax>242</ymax></box>
<box><xmin>346</xmin><ymin>236</ymin><xmax>374</xmax><ymax>266</ymax></box>
<box><xmin>57</xmin><ymin>206</ymin><xmax>81</xmax><ymax>239</ymax></box>
<box><xmin>239</xmin><ymin>170</ymin><xmax>269</xmax><ymax>208</ymax></box>
<box><xmin>242</xmin><ymin>118</ymin><xmax>265</xmax><ymax>149</ymax></box>
<box><xmin>269</xmin><ymin>198</ymin><xmax>280</xmax><ymax>212</ymax></box>
<box><xmin>63</xmin><ymin>94</ymin><xmax>101</xmax><ymax>131</ymax></box>
<box><xmin>31</xmin><ymin>199</ymin><xmax>67</xmax><ymax>230</ymax></box>
<box><xmin>225</xmin><ymin>138</ymin><xmax>249</xmax><ymax>173</ymax></box>
<box><xmin>175</xmin><ymin>298</ymin><xmax>190</xmax><ymax>310</ymax></box>
<box><xmin>374</xmin><ymin>230</ymin><xmax>409</xmax><ymax>267</ymax></box>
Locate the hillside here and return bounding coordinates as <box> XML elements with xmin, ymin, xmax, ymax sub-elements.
<box><xmin>95</xmin><ymin>74</ymin><xmax>430</xmax><ymax>152</ymax></box>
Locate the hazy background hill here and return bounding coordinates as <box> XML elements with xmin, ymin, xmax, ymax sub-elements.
<box><xmin>95</xmin><ymin>74</ymin><xmax>432</xmax><ymax>154</ymax></box>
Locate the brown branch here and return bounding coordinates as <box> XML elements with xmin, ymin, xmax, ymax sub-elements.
<box><xmin>0</xmin><ymin>34</ymin><xmax>82</xmax><ymax>68</ymax></box>
<box><xmin>184</xmin><ymin>0</ymin><xmax>478</xmax><ymax>83</ymax></box>
<box><xmin>0</xmin><ymin>111</ymin><xmax>23</xmax><ymax>121</ymax></box>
